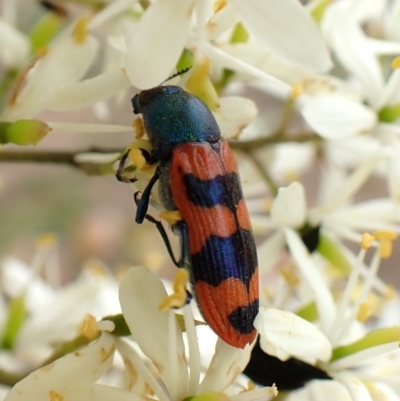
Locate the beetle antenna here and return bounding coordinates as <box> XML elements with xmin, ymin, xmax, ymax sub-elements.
<box><xmin>162</xmin><ymin>66</ymin><xmax>192</xmax><ymax>84</ymax></box>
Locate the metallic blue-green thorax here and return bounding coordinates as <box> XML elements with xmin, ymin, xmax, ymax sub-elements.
<box><xmin>133</xmin><ymin>86</ymin><xmax>220</xmax><ymax>161</ymax></box>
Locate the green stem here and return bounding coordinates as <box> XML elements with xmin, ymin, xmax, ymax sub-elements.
<box><xmin>0</xmin><ymin>148</ymin><xmax>124</xmax><ymax>175</ymax></box>
<box><xmin>246</xmin><ymin>150</ymin><xmax>279</xmax><ymax>196</ymax></box>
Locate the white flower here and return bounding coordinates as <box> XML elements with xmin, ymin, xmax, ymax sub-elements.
<box><xmin>3</xmin><ymin>266</ymin><xmax>277</xmax><ymax>401</ymax></box>
<box><xmin>256</xmin><ymin>230</ymin><xmax>400</xmax><ymax>400</ymax></box>
<box><xmin>0</xmin><ymin>237</ymin><xmax>120</xmax><ymax>370</ymax></box>
<box><xmin>0</xmin><ymin>18</ymin><xmax>29</xmax><ymax>68</ymax></box>
<box><xmin>124</xmin><ymin>0</ymin><xmax>331</xmax><ymax>91</ymax></box>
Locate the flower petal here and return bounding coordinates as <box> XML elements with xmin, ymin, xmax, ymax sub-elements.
<box><xmin>213</xmin><ymin>96</ymin><xmax>257</xmax><ymax>139</ymax></box>
<box><xmin>47</xmin><ymin>123</ymin><xmax>133</xmax><ymax>133</ymax></box>
<box><xmin>286</xmin><ymin>380</ymin><xmax>352</xmax><ymax>401</ymax></box>
<box><xmin>230</xmin><ymin>0</ymin><xmax>331</xmax><ymax>73</ymax></box>
<box><xmin>125</xmin><ymin>0</ymin><xmax>195</xmax><ymax>89</ymax></box>
<box><xmin>333</xmin><ymin>372</ymin><xmax>373</xmax><ymax>401</ymax></box>
<box><xmin>270</xmin><ymin>182</ymin><xmax>307</xmax><ymax>228</ymax></box>
<box><xmin>323</xmin><ymin>4</ymin><xmax>383</xmax><ymax>108</ymax></box>
<box><xmin>201</xmin><ymin>42</ymin><xmax>291</xmax><ymax>98</ymax></box>
<box><xmin>308</xmin><ymin>152</ymin><xmax>382</xmax><ymax>224</ymax></box>
<box><xmin>119</xmin><ymin>266</ymin><xmax>188</xmax><ymax>400</ymax></box>
<box><xmin>284</xmin><ymin>228</ymin><xmax>336</xmax><ymax>333</ymax></box>
<box><xmin>0</xmin><ymin>18</ymin><xmax>29</xmax><ymax>67</ymax></box>
<box><xmin>90</xmin><ymin>384</ymin><xmax>155</xmax><ymax>401</ymax></box>
<box><xmin>3</xmin><ymin>34</ymin><xmax>99</xmax><ymax>120</ymax></box>
<box><xmin>199</xmin><ymin>338</ymin><xmax>252</xmax><ymax>393</ymax></box>
<box><xmin>4</xmin><ymin>333</ymin><xmax>115</xmax><ymax>401</ymax></box>
<box><xmin>255</xmin><ymin>307</ymin><xmax>331</xmax><ymax>364</ymax></box>
<box><xmin>300</xmin><ymin>95</ymin><xmax>376</xmax><ymax>139</ymax></box>
<box><xmin>47</xmin><ymin>68</ymin><xmax>131</xmax><ymax>111</ymax></box>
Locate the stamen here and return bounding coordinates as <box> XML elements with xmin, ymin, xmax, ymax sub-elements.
<box><xmin>32</xmin><ymin>233</ymin><xmax>61</xmax><ymax>287</ymax></box>
<box><xmin>97</xmin><ymin>320</ymin><xmax>115</xmax><ymax>332</ymax></box>
<box><xmin>230</xmin><ymin>385</ymin><xmax>278</xmax><ymax>401</ymax></box>
<box><xmin>291</xmin><ymin>83</ymin><xmax>303</xmax><ymax>99</ymax></box>
<box><xmin>184</xmin><ymin>305</ymin><xmax>200</xmax><ymax>394</ymax></box>
<box><xmin>78</xmin><ymin>314</ymin><xmax>99</xmax><ymax>339</ymax></box>
<box><xmin>159</xmin><ymin>210</ymin><xmax>183</xmax><ymax>225</ymax></box>
<box><xmin>214</xmin><ymin>0</ymin><xmax>228</xmax><ymax>13</ymax></box>
<box><xmin>280</xmin><ymin>267</ymin><xmax>299</xmax><ymax>286</ymax></box>
<box><xmin>36</xmin><ymin>233</ymin><xmax>58</xmax><ymax>248</ymax></box>
<box><xmin>115</xmin><ymin>338</ymin><xmax>171</xmax><ymax>401</ymax></box>
<box><xmin>391</xmin><ymin>56</ymin><xmax>400</xmax><ymax>69</ymax></box>
<box><xmin>167</xmin><ymin>311</ymin><xmax>179</xmax><ymax>394</ymax></box>
<box><xmin>73</xmin><ymin>16</ymin><xmax>90</xmax><ymax>44</ymax></box>
<box><xmin>373</xmin><ymin>231</ymin><xmax>397</xmax><ymax>259</ymax></box>
<box><xmin>328</xmin><ymin>247</ymin><xmax>366</xmax><ymax>344</ymax></box>
<box><xmin>383</xmin><ymin>285</ymin><xmax>396</xmax><ymax>300</ymax></box>
<box><xmin>159</xmin><ymin>269</ymin><xmax>189</xmax><ymax>311</ymax></box>
<box><xmin>356</xmin><ymin>302</ymin><xmax>371</xmax><ymax>322</ymax></box>
<box><xmin>361</xmin><ymin>233</ymin><xmax>375</xmax><ymax>250</ymax></box>
<box><xmin>49</xmin><ymin>390</ymin><xmax>63</xmax><ymax>401</ymax></box>
<box><xmin>134</xmin><ymin>118</ymin><xmax>145</xmax><ymax>139</ymax></box>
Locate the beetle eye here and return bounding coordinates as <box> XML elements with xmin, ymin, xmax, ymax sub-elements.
<box><xmin>131</xmin><ymin>94</ymin><xmax>141</xmax><ymax>114</ymax></box>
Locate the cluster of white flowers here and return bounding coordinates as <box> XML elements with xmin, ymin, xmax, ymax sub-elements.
<box><xmin>1</xmin><ymin>0</ymin><xmax>400</xmax><ymax>401</ymax></box>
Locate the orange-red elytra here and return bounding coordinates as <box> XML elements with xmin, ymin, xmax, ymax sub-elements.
<box><xmin>121</xmin><ymin>83</ymin><xmax>259</xmax><ymax>348</ymax></box>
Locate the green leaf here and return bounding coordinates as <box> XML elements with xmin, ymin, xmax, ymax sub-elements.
<box><xmin>1</xmin><ymin>294</ymin><xmax>27</xmax><ymax>350</ymax></box>
<box><xmin>331</xmin><ymin>326</ymin><xmax>400</xmax><ymax>361</ymax></box>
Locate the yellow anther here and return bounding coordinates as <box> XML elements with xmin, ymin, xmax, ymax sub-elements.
<box><xmin>78</xmin><ymin>314</ymin><xmax>99</xmax><ymax>339</ymax></box>
<box><xmin>72</xmin><ymin>16</ymin><xmax>90</xmax><ymax>44</ymax></box>
<box><xmin>85</xmin><ymin>260</ymin><xmax>107</xmax><ymax>276</ymax></box>
<box><xmin>379</xmin><ymin>240</ymin><xmax>392</xmax><ymax>259</ymax></box>
<box><xmin>100</xmin><ymin>344</ymin><xmax>115</xmax><ymax>362</ymax></box>
<box><xmin>159</xmin><ymin>269</ymin><xmax>189</xmax><ymax>311</ymax></box>
<box><xmin>36</xmin><ymin>233</ymin><xmax>58</xmax><ymax>248</ymax></box>
<box><xmin>361</xmin><ymin>232</ymin><xmax>375</xmax><ymax>250</ymax></box>
<box><xmin>391</xmin><ymin>56</ymin><xmax>400</xmax><ymax>69</ymax></box>
<box><xmin>133</xmin><ymin>118</ymin><xmax>145</xmax><ymax>139</ymax></box>
<box><xmin>373</xmin><ymin>230</ymin><xmax>397</xmax><ymax>241</ymax></box>
<box><xmin>129</xmin><ymin>147</ymin><xmax>148</xmax><ymax>170</ymax></box>
<box><xmin>384</xmin><ymin>285</ymin><xmax>396</xmax><ymax>300</ymax></box>
<box><xmin>185</xmin><ymin>59</ymin><xmax>219</xmax><ymax>111</ymax></box>
<box><xmin>373</xmin><ymin>231</ymin><xmax>397</xmax><ymax>259</ymax></box>
<box><xmin>247</xmin><ymin>381</ymin><xmax>256</xmax><ymax>391</ymax></box>
<box><xmin>280</xmin><ymin>267</ymin><xmax>299</xmax><ymax>286</ymax></box>
<box><xmin>291</xmin><ymin>83</ymin><xmax>304</xmax><ymax>99</ymax></box>
<box><xmin>186</xmin><ymin>59</ymin><xmax>210</xmax><ymax>93</ymax></box>
<box><xmin>214</xmin><ymin>0</ymin><xmax>228</xmax><ymax>13</ymax></box>
<box><xmin>285</xmin><ymin>170</ymin><xmax>300</xmax><ymax>182</ymax></box>
<box><xmin>49</xmin><ymin>390</ymin><xmax>64</xmax><ymax>401</ymax></box>
<box><xmin>159</xmin><ymin>210</ymin><xmax>183</xmax><ymax>225</ymax></box>
<box><xmin>356</xmin><ymin>302</ymin><xmax>372</xmax><ymax>322</ymax></box>
<box><xmin>35</xmin><ymin>47</ymin><xmax>49</xmax><ymax>57</ymax></box>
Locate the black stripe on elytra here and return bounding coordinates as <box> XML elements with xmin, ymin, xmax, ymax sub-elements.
<box><xmin>190</xmin><ymin>229</ymin><xmax>257</xmax><ymax>289</ymax></box>
<box><xmin>182</xmin><ymin>172</ymin><xmax>243</xmax><ymax>211</ymax></box>
<box><xmin>228</xmin><ymin>300</ymin><xmax>259</xmax><ymax>334</ymax></box>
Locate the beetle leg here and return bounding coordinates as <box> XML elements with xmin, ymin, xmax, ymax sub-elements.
<box><xmin>134</xmin><ymin>166</ymin><xmax>161</xmax><ymax>224</ymax></box>
<box><xmin>115</xmin><ymin>149</ymin><xmax>137</xmax><ymax>183</ymax></box>
<box><xmin>134</xmin><ymin>205</ymin><xmax>181</xmax><ymax>268</ymax></box>
<box><xmin>174</xmin><ymin>220</ymin><xmax>193</xmax><ymax>304</ymax></box>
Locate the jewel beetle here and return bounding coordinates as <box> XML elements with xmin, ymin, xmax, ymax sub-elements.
<box><xmin>121</xmin><ymin>83</ymin><xmax>259</xmax><ymax>349</ymax></box>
